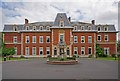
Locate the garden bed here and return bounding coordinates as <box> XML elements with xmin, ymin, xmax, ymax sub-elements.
<box><xmin>47</xmin><ymin>60</ymin><xmax>78</xmax><ymax>65</ymax></box>
<box><xmin>47</xmin><ymin>56</ymin><xmax>78</xmax><ymax>65</ymax></box>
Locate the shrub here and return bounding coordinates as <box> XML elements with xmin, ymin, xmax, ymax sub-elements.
<box><xmin>117</xmin><ymin>54</ymin><xmax>120</xmax><ymax>58</ymax></box>
<box><xmin>88</xmin><ymin>54</ymin><xmax>93</xmax><ymax>58</ymax></box>
<box><xmin>20</xmin><ymin>56</ymin><xmax>25</xmax><ymax>58</ymax></box>
<box><xmin>60</xmin><ymin>58</ymin><xmax>64</xmax><ymax>61</ymax></box>
<box><xmin>111</xmin><ymin>54</ymin><xmax>116</xmax><ymax>58</ymax></box>
<box><xmin>102</xmin><ymin>54</ymin><xmax>108</xmax><ymax>57</ymax></box>
<box><xmin>67</xmin><ymin>57</ymin><xmax>75</xmax><ymax>60</ymax></box>
<box><xmin>47</xmin><ymin>55</ymin><xmax>51</xmax><ymax>58</ymax></box>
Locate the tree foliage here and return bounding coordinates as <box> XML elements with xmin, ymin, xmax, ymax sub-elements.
<box><xmin>2</xmin><ymin>48</ymin><xmax>15</xmax><ymax>57</ymax></box>
<box><xmin>117</xmin><ymin>40</ymin><xmax>120</xmax><ymax>53</ymax></box>
<box><xmin>96</xmin><ymin>44</ymin><xmax>104</xmax><ymax>57</ymax></box>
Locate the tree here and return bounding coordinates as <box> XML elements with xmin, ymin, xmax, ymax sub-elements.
<box><xmin>2</xmin><ymin>47</ymin><xmax>15</xmax><ymax>60</ymax></box>
<box><xmin>7</xmin><ymin>48</ymin><xmax>15</xmax><ymax>60</ymax></box>
<box><xmin>117</xmin><ymin>40</ymin><xmax>120</xmax><ymax>53</ymax></box>
<box><xmin>96</xmin><ymin>44</ymin><xmax>103</xmax><ymax>57</ymax></box>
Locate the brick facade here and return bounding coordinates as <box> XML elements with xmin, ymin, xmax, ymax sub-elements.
<box><xmin>3</xmin><ymin>13</ymin><xmax>117</xmax><ymax>57</ymax></box>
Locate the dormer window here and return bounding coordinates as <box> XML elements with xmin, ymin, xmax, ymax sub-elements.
<box><xmin>26</xmin><ymin>26</ymin><xmax>29</xmax><ymax>30</ymax></box>
<box><xmin>88</xmin><ymin>26</ymin><xmax>91</xmax><ymax>30</ymax></box>
<box><xmin>74</xmin><ymin>26</ymin><xmax>77</xmax><ymax>30</ymax></box>
<box><xmin>104</xmin><ymin>26</ymin><xmax>108</xmax><ymax>31</ymax></box>
<box><xmin>33</xmin><ymin>26</ymin><xmax>36</xmax><ymax>30</ymax></box>
<box><xmin>81</xmin><ymin>26</ymin><xmax>84</xmax><ymax>30</ymax></box>
<box><xmin>97</xmin><ymin>26</ymin><xmax>101</xmax><ymax>31</ymax></box>
<box><xmin>40</xmin><ymin>26</ymin><xmax>43</xmax><ymax>30</ymax></box>
<box><xmin>46</xmin><ymin>26</ymin><xmax>50</xmax><ymax>30</ymax></box>
<box><xmin>13</xmin><ymin>26</ymin><xmax>17</xmax><ymax>31</ymax></box>
<box><xmin>59</xmin><ymin>21</ymin><xmax>64</xmax><ymax>27</ymax></box>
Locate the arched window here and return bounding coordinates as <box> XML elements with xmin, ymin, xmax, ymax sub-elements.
<box><xmin>88</xmin><ymin>26</ymin><xmax>91</xmax><ymax>30</ymax></box>
<box><xmin>81</xmin><ymin>26</ymin><xmax>84</xmax><ymax>30</ymax></box>
<box><xmin>40</xmin><ymin>26</ymin><xmax>43</xmax><ymax>30</ymax></box>
<box><xmin>33</xmin><ymin>26</ymin><xmax>36</xmax><ymax>30</ymax></box>
<box><xmin>104</xmin><ymin>26</ymin><xmax>108</xmax><ymax>31</ymax></box>
<box><xmin>54</xmin><ymin>47</ymin><xmax>57</xmax><ymax>55</ymax></box>
<box><xmin>13</xmin><ymin>26</ymin><xmax>17</xmax><ymax>31</ymax></box>
<box><xmin>67</xmin><ymin>47</ymin><xmax>70</xmax><ymax>55</ymax></box>
<box><xmin>74</xmin><ymin>26</ymin><xmax>77</xmax><ymax>30</ymax></box>
<box><xmin>97</xmin><ymin>26</ymin><xmax>101</xmax><ymax>31</ymax></box>
<box><xmin>26</xmin><ymin>26</ymin><xmax>29</xmax><ymax>30</ymax></box>
<box><xmin>59</xmin><ymin>21</ymin><xmax>64</xmax><ymax>27</ymax></box>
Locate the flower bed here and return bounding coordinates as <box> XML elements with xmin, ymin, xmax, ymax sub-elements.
<box><xmin>47</xmin><ymin>60</ymin><xmax>78</xmax><ymax>65</ymax></box>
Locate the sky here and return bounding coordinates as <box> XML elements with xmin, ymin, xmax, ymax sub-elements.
<box><xmin>0</xmin><ymin>0</ymin><xmax>119</xmax><ymax>39</ymax></box>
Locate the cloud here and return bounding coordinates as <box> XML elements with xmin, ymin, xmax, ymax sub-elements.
<box><xmin>0</xmin><ymin>0</ymin><xmax>119</xmax><ymax>34</ymax></box>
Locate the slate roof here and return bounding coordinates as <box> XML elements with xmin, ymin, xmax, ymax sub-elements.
<box><xmin>3</xmin><ymin>13</ymin><xmax>116</xmax><ymax>32</ymax></box>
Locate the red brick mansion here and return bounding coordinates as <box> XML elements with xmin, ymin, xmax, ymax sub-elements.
<box><xmin>2</xmin><ymin>13</ymin><xmax>117</xmax><ymax>57</ymax></box>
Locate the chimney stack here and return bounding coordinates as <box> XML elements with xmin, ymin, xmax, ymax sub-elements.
<box><xmin>25</xmin><ymin>19</ymin><xmax>29</xmax><ymax>24</ymax></box>
<box><xmin>91</xmin><ymin>20</ymin><xmax>95</xmax><ymax>25</ymax></box>
<box><xmin>68</xmin><ymin>17</ymin><xmax>71</xmax><ymax>22</ymax></box>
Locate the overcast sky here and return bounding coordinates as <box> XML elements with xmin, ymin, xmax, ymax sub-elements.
<box><xmin>0</xmin><ymin>0</ymin><xmax>119</xmax><ymax>33</ymax></box>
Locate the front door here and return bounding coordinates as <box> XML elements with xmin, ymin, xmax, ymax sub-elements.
<box><xmin>60</xmin><ymin>48</ymin><xmax>64</xmax><ymax>55</ymax></box>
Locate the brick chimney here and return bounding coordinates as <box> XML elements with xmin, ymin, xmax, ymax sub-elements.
<box><xmin>91</xmin><ymin>20</ymin><xmax>95</xmax><ymax>25</ymax></box>
<box><xmin>25</xmin><ymin>19</ymin><xmax>29</xmax><ymax>24</ymax></box>
<box><xmin>68</xmin><ymin>17</ymin><xmax>71</xmax><ymax>22</ymax></box>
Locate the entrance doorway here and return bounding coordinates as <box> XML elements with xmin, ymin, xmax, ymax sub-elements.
<box><xmin>60</xmin><ymin>48</ymin><xmax>64</xmax><ymax>55</ymax></box>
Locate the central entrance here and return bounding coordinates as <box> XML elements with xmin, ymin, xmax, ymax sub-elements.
<box><xmin>60</xmin><ymin>48</ymin><xmax>64</xmax><ymax>55</ymax></box>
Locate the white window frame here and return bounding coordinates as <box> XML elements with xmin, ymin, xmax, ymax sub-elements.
<box><xmin>40</xmin><ymin>26</ymin><xmax>43</xmax><ymax>30</ymax></box>
<box><xmin>88</xmin><ymin>47</ymin><xmax>92</xmax><ymax>54</ymax></box>
<box><xmin>46</xmin><ymin>47</ymin><xmax>50</xmax><ymax>55</ymax></box>
<box><xmin>33</xmin><ymin>26</ymin><xmax>36</xmax><ymax>30</ymax></box>
<box><xmin>26</xmin><ymin>36</ymin><xmax>29</xmax><ymax>43</ymax></box>
<box><xmin>104</xmin><ymin>35</ymin><xmax>108</xmax><ymax>41</ymax></box>
<box><xmin>26</xmin><ymin>26</ymin><xmax>29</xmax><ymax>30</ymax></box>
<box><xmin>81</xmin><ymin>26</ymin><xmax>84</xmax><ymax>30</ymax></box>
<box><xmin>59</xmin><ymin>21</ymin><xmax>64</xmax><ymax>27</ymax></box>
<box><xmin>59</xmin><ymin>34</ymin><xmax>64</xmax><ymax>43</ymax></box>
<box><xmin>14</xmin><ymin>47</ymin><xmax>17</xmax><ymax>55</ymax></box>
<box><xmin>97</xmin><ymin>26</ymin><xmax>101</xmax><ymax>31</ymax></box>
<box><xmin>32</xmin><ymin>47</ymin><xmax>36</xmax><ymax>55</ymax></box>
<box><xmin>46</xmin><ymin>36</ymin><xmax>50</xmax><ymax>43</ymax></box>
<box><xmin>81</xmin><ymin>47</ymin><xmax>85</xmax><ymax>55</ymax></box>
<box><xmin>25</xmin><ymin>47</ymin><xmax>29</xmax><ymax>55</ymax></box>
<box><xmin>46</xmin><ymin>26</ymin><xmax>50</xmax><ymax>30</ymax></box>
<box><xmin>74</xmin><ymin>47</ymin><xmax>78</xmax><ymax>55</ymax></box>
<box><xmin>74</xmin><ymin>36</ymin><xmax>78</xmax><ymax>43</ymax></box>
<box><xmin>39</xmin><ymin>47</ymin><xmax>43</xmax><ymax>55</ymax></box>
<box><xmin>104</xmin><ymin>47</ymin><xmax>110</xmax><ymax>55</ymax></box>
<box><xmin>74</xmin><ymin>26</ymin><xmax>77</xmax><ymax>30</ymax></box>
<box><xmin>88</xmin><ymin>26</ymin><xmax>91</xmax><ymax>30</ymax></box>
<box><xmin>39</xmin><ymin>36</ymin><xmax>43</xmax><ymax>43</ymax></box>
<box><xmin>81</xmin><ymin>36</ymin><xmax>85</xmax><ymax>43</ymax></box>
<box><xmin>104</xmin><ymin>26</ymin><xmax>108</xmax><ymax>31</ymax></box>
<box><xmin>88</xmin><ymin>36</ymin><xmax>92</xmax><ymax>43</ymax></box>
<box><xmin>13</xmin><ymin>26</ymin><xmax>17</xmax><ymax>31</ymax></box>
<box><xmin>97</xmin><ymin>35</ymin><xmax>101</xmax><ymax>41</ymax></box>
<box><xmin>32</xmin><ymin>36</ymin><xmax>36</xmax><ymax>43</ymax></box>
<box><xmin>13</xmin><ymin>36</ymin><xmax>17</xmax><ymax>43</ymax></box>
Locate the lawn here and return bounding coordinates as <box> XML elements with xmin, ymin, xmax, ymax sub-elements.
<box><xmin>92</xmin><ymin>57</ymin><xmax>120</xmax><ymax>61</ymax></box>
<box><xmin>1</xmin><ymin>57</ymin><xmax>29</xmax><ymax>61</ymax></box>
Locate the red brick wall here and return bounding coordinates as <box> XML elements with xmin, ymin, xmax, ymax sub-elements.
<box><xmin>96</xmin><ymin>32</ymin><xmax>116</xmax><ymax>42</ymax></box>
<box><xmin>96</xmin><ymin>32</ymin><xmax>117</xmax><ymax>54</ymax></box>
<box><xmin>53</xmin><ymin>29</ymin><xmax>71</xmax><ymax>45</ymax></box>
<box><xmin>4</xmin><ymin>32</ymin><xmax>21</xmax><ymax>55</ymax></box>
<box><xmin>4</xmin><ymin>32</ymin><xmax>21</xmax><ymax>43</ymax></box>
<box><xmin>99</xmin><ymin>44</ymin><xmax>116</xmax><ymax>54</ymax></box>
<box><xmin>22</xmin><ymin>32</ymin><xmax>52</xmax><ymax>56</ymax></box>
<box><xmin>72</xmin><ymin>32</ymin><xmax>95</xmax><ymax>55</ymax></box>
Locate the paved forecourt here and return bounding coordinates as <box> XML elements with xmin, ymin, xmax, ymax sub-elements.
<box><xmin>2</xmin><ymin>58</ymin><xmax>118</xmax><ymax>79</ymax></box>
